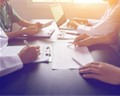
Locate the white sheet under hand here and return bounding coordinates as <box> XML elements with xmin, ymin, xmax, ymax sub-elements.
<box><xmin>52</xmin><ymin>43</ymin><xmax>94</xmax><ymax>69</ymax></box>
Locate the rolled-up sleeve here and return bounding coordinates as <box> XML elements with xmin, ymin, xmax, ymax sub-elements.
<box><xmin>0</xmin><ymin>55</ymin><xmax>23</xmax><ymax>77</ymax></box>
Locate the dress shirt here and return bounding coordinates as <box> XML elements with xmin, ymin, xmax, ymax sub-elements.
<box><xmin>0</xmin><ymin>27</ymin><xmax>23</xmax><ymax>77</ymax></box>
<box><xmin>77</xmin><ymin>0</ymin><xmax>120</xmax><ymax>36</ymax></box>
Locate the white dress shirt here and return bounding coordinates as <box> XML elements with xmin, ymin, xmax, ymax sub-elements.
<box><xmin>0</xmin><ymin>27</ymin><xmax>23</xmax><ymax>77</ymax></box>
<box><xmin>77</xmin><ymin>0</ymin><xmax>120</xmax><ymax>36</ymax></box>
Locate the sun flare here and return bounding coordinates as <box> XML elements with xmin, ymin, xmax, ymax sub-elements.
<box><xmin>33</xmin><ymin>0</ymin><xmax>104</xmax><ymax>3</ymax></box>
<box><xmin>74</xmin><ymin>0</ymin><xmax>103</xmax><ymax>3</ymax></box>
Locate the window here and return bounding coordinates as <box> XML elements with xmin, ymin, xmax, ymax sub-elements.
<box><xmin>32</xmin><ymin>0</ymin><xmax>104</xmax><ymax>3</ymax></box>
<box><xmin>32</xmin><ymin>0</ymin><xmax>72</xmax><ymax>2</ymax></box>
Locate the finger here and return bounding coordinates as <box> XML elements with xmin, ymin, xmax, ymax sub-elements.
<box><xmin>74</xmin><ymin>34</ymin><xmax>89</xmax><ymax>43</ymax></box>
<box><xmin>36</xmin><ymin>48</ymin><xmax>40</xmax><ymax>56</ymax></box>
<box><xmin>36</xmin><ymin>48</ymin><xmax>40</xmax><ymax>52</ymax></box>
<box><xmin>79</xmin><ymin>62</ymin><xmax>100</xmax><ymax>70</ymax></box>
<box><xmin>67</xmin><ymin>22</ymin><xmax>72</xmax><ymax>27</ymax></box>
<box><xmin>36</xmin><ymin>46</ymin><xmax>40</xmax><ymax>49</ymax></box>
<box><xmin>80</xmin><ymin>67</ymin><xmax>100</xmax><ymax>74</ymax></box>
<box><xmin>37</xmin><ymin>50</ymin><xmax>40</xmax><ymax>55</ymax></box>
<box><xmin>82</xmin><ymin>74</ymin><xmax>101</xmax><ymax>80</ymax></box>
<box><xmin>74</xmin><ymin>37</ymin><xmax>94</xmax><ymax>46</ymax></box>
<box><xmin>67</xmin><ymin>21</ymin><xmax>78</xmax><ymax>29</ymax></box>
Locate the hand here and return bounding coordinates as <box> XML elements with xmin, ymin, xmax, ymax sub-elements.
<box><xmin>67</xmin><ymin>21</ymin><xmax>80</xmax><ymax>29</ymax></box>
<box><xmin>33</xmin><ymin>22</ymin><xmax>43</xmax><ymax>29</ymax></box>
<box><xmin>74</xmin><ymin>34</ymin><xmax>89</xmax><ymax>42</ymax></box>
<box><xmin>73</xmin><ymin>34</ymin><xmax>97</xmax><ymax>46</ymax></box>
<box><xmin>18</xmin><ymin>46</ymin><xmax>40</xmax><ymax>64</ymax></box>
<box><xmin>79</xmin><ymin>62</ymin><xmax>120</xmax><ymax>85</ymax></box>
<box><xmin>73</xmin><ymin>32</ymin><xmax>118</xmax><ymax>46</ymax></box>
<box><xmin>21</xmin><ymin>26</ymin><xmax>39</xmax><ymax>36</ymax></box>
<box><xmin>70</xmin><ymin>18</ymin><xmax>88</xmax><ymax>25</ymax></box>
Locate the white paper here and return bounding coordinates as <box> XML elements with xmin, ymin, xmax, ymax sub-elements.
<box><xmin>52</xmin><ymin>43</ymin><xmax>94</xmax><ymax>69</ymax></box>
<box><xmin>1</xmin><ymin>45</ymin><xmax>51</xmax><ymax>63</ymax></box>
<box><xmin>22</xmin><ymin>20</ymin><xmax>55</xmax><ymax>38</ymax></box>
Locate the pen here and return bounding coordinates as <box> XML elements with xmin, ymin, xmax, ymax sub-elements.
<box><xmin>72</xmin><ymin>57</ymin><xmax>83</xmax><ymax>66</ymax></box>
<box><xmin>24</xmin><ymin>40</ymin><xmax>30</xmax><ymax>48</ymax></box>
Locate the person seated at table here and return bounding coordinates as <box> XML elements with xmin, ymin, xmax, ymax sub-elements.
<box><xmin>78</xmin><ymin>30</ymin><xmax>120</xmax><ymax>85</ymax></box>
<box><xmin>0</xmin><ymin>0</ymin><xmax>43</xmax><ymax>39</ymax></box>
<box><xmin>67</xmin><ymin>0</ymin><xmax>120</xmax><ymax>43</ymax></box>
<box><xmin>0</xmin><ymin>27</ymin><xmax>40</xmax><ymax>77</ymax></box>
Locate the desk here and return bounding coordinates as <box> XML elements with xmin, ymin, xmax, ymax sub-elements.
<box><xmin>0</xmin><ymin>19</ymin><xmax>120</xmax><ymax>95</ymax></box>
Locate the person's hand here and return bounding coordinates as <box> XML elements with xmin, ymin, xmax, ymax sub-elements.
<box><xmin>67</xmin><ymin>21</ymin><xmax>80</xmax><ymax>29</ymax></box>
<box><xmin>70</xmin><ymin>18</ymin><xmax>88</xmax><ymax>25</ymax></box>
<box><xmin>74</xmin><ymin>34</ymin><xmax>89</xmax><ymax>42</ymax></box>
<box><xmin>33</xmin><ymin>22</ymin><xmax>43</xmax><ymax>29</ymax></box>
<box><xmin>73</xmin><ymin>32</ymin><xmax>118</xmax><ymax>47</ymax></box>
<box><xmin>18</xmin><ymin>46</ymin><xmax>40</xmax><ymax>64</ymax></box>
<box><xmin>21</xmin><ymin>26</ymin><xmax>39</xmax><ymax>36</ymax></box>
<box><xmin>79</xmin><ymin>62</ymin><xmax>120</xmax><ymax>85</ymax></box>
<box><xmin>73</xmin><ymin>34</ymin><xmax>97</xmax><ymax>46</ymax></box>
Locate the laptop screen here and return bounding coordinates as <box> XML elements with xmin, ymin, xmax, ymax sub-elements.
<box><xmin>50</xmin><ymin>4</ymin><xmax>67</xmax><ymax>27</ymax></box>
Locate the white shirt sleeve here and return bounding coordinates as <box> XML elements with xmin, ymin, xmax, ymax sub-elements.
<box><xmin>77</xmin><ymin>2</ymin><xmax>120</xmax><ymax>36</ymax></box>
<box><xmin>0</xmin><ymin>55</ymin><xmax>23</xmax><ymax>77</ymax></box>
<box><xmin>0</xmin><ymin>27</ymin><xmax>23</xmax><ymax>77</ymax></box>
<box><xmin>87</xmin><ymin>19</ymin><xmax>100</xmax><ymax>26</ymax></box>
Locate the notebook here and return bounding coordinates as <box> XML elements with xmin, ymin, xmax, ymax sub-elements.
<box><xmin>50</xmin><ymin>4</ymin><xmax>74</xmax><ymax>30</ymax></box>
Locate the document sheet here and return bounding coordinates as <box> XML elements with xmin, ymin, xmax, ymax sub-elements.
<box><xmin>52</xmin><ymin>43</ymin><xmax>94</xmax><ymax>69</ymax></box>
<box><xmin>1</xmin><ymin>45</ymin><xmax>51</xmax><ymax>63</ymax></box>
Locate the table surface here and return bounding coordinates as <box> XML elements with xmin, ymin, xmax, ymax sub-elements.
<box><xmin>0</xmin><ymin>20</ymin><xmax>120</xmax><ymax>95</ymax></box>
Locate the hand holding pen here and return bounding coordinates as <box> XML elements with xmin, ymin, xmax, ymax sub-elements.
<box><xmin>18</xmin><ymin>40</ymin><xmax>40</xmax><ymax>64</ymax></box>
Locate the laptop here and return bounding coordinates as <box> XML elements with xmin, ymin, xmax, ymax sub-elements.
<box><xmin>50</xmin><ymin>4</ymin><xmax>75</xmax><ymax>30</ymax></box>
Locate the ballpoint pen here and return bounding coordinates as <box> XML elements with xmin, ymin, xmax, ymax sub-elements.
<box><xmin>24</xmin><ymin>40</ymin><xmax>30</xmax><ymax>48</ymax></box>
<box><xmin>72</xmin><ymin>57</ymin><xmax>83</xmax><ymax>66</ymax></box>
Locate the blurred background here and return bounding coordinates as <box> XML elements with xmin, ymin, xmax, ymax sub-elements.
<box><xmin>10</xmin><ymin>0</ymin><xmax>108</xmax><ymax>30</ymax></box>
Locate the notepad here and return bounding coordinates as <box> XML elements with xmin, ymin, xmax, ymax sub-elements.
<box><xmin>1</xmin><ymin>45</ymin><xmax>52</xmax><ymax>63</ymax></box>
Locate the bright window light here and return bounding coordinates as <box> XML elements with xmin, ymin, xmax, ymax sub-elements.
<box><xmin>32</xmin><ymin>0</ymin><xmax>104</xmax><ymax>3</ymax></box>
<box><xmin>32</xmin><ymin>0</ymin><xmax>72</xmax><ymax>2</ymax></box>
<box><xmin>74</xmin><ymin>0</ymin><xmax>103</xmax><ymax>3</ymax></box>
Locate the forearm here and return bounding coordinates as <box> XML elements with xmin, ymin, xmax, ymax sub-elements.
<box><xmin>6</xmin><ymin>30</ymin><xmax>24</xmax><ymax>39</ymax></box>
<box><xmin>94</xmin><ymin>33</ymin><xmax>117</xmax><ymax>45</ymax></box>
<box><xmin>17</xmin><ymin>19</ymin><xmax>33</xmax><ymax>27</ymax></box>
<box><xmin>87</xmin><ymin>19</ymin><xmax>100</xmax><ymax>26</ymax></box>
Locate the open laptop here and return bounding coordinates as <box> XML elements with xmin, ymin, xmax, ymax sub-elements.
<box><xmin>50</xmin><ymin>4</ymin><xmax>74</xmax><ymax>30</ymax></box>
